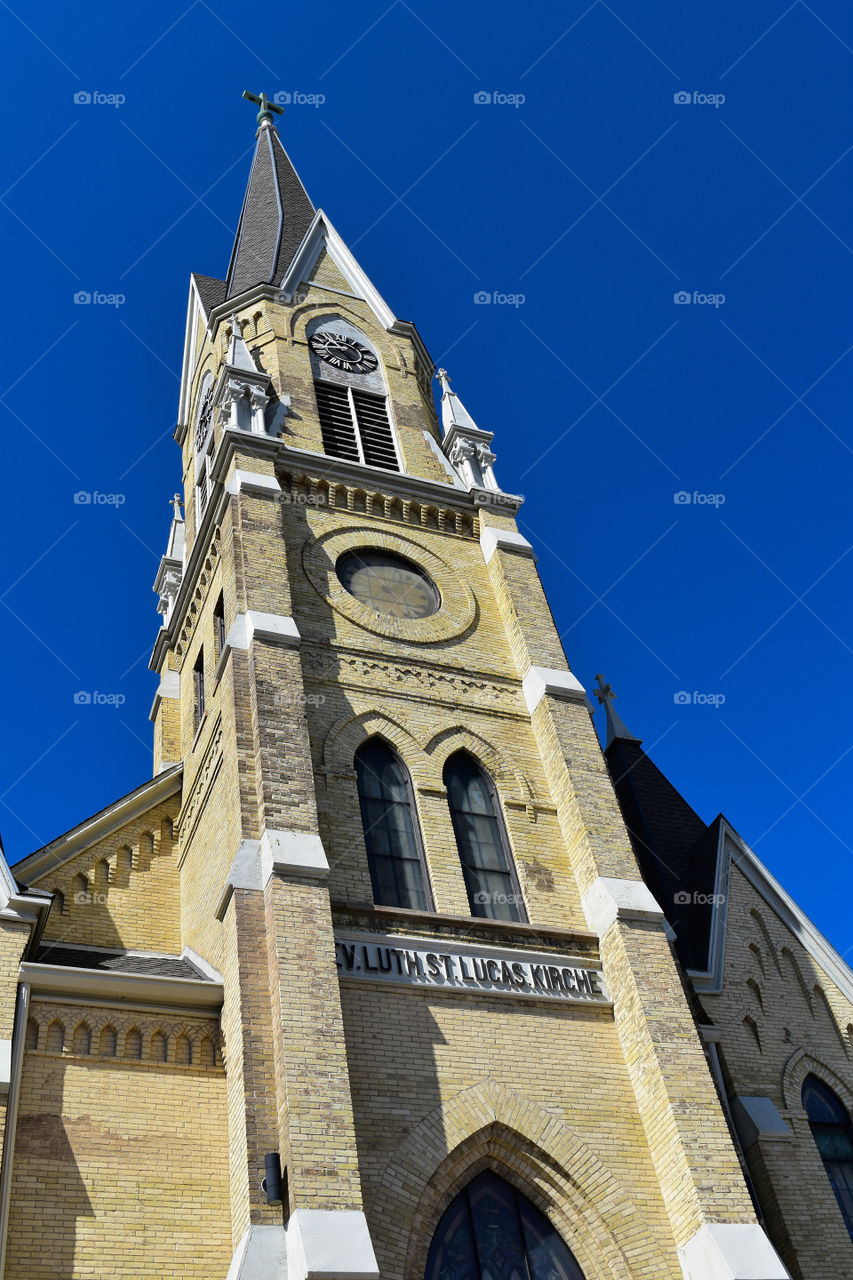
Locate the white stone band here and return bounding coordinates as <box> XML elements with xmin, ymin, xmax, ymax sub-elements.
<box><xmin>227</xmin><ymin>612</ymin><xmax>301</xmax><ymax>650</ymax></box>
<box><xmin>581</xmin><ymin>876</ymin><xmax>665</xmax><ymax>936</ymax></box>
<box><xmin>288</xmin><ymin>1208</ymin><xmax>380</xmax><ymax>1280</ymax></box>
<box><xmin>226</xmin><ymin>469</ymin><xmax>282</xmax><ymax>496</ymax></box>
<box><xmin>480</xmin><ymin>526</ymin><xmax>536</xmax><ymax>565</ymax></box>
<box><xmin>678</xmin><ymin>1223</ymin><xmax>790</xmax><ymax>1279</ymax></box>
<box><xmin>227</xmin><ymin>1225</ymin><xmax>286</xmax><ymax>1279</ymax></box>
<box><xmin>261</xmin><ymin>829</ymin><xmax>330</xmax><ymax>883</ymax></box>
<box><xmin>522</xmin><ymin>666</ymin><xmax>586</xmax><ymax>713</ymax></box>
<box><xmin>731</xmin><ymin>1096</ymin><xmax>794</xmax><ymax>1149</ymax></box>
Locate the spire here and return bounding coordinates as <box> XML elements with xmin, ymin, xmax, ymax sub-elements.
<box><xmin>437</xmin><ymin>368</ymin><xmax>480</xmax><ymax>437</ymax></box>
<box><xmin>593</xmin><ymin>674</ymin><xmax>642</xmax><ymax>749</ymax></box>
<box><xmin>226</xmin><ymin>313</ymin><xmax>257</xmax><ymax>372</ymax></box>
<box><xmin>225</xmin><ymin>92</ymin><xmax>316</xmax><ymax>301</ymax></box>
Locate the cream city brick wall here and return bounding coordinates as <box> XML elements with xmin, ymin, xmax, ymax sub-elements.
<box><xmin>7</xmin><ymin>1004</ymin><xmax>230</xmax><ymax>1280</ymax></box>
<box><xmin>33</xmin><ymin>799</ymin><xmax>181</xmax><ymax>954</ymax></box>
<box><xmin>701</xmin><ymin>861</ymin><xmax>853</xmax><ymax>1277</ymax></box>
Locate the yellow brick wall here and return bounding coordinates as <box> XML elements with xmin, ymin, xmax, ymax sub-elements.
<box><xmin>8</xmin><ymin>1002</ymin><xmax>230</xmax><ymax>1280</ymax></box>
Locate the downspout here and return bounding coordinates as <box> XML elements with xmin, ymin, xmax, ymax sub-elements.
<box><xmin>0</xmin><ymin>981</ymin><xmax>31</xmax><ymax>1280</ymax></box>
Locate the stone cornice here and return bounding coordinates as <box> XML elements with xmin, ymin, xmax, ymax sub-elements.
<box><xmin>20</xmin><ymin>960</ymin><xmax>223</xmax><ymax>1013</ymax></box>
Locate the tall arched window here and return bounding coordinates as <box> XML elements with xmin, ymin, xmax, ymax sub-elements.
<box><xmin>425</xmin><ymin>1171</ymin><xmax>586</xmax><ymax>1280</ymax></box>
<box><xmin>443</xmin><ymin>752</ymin><xmax>525</xmax><ymax>923</ymax></box>
<box><xmin>802</xmin><ymin>1074</ymin><xmax>853</xmax><ymax>1239</ymax></box>
<box><xmin>355</xmin><ymin>739</ymin><xmax>431</xmax><ymax>911</ymax></box>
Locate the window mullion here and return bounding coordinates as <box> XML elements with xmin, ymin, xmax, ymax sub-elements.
<box><xmin>348</xmin><ymin>386</ymin><xmax>366</xmax><ymax>465</ymax></box>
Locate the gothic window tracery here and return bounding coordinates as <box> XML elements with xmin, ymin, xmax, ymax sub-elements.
<box><xmin>425</xmin><ymin>1171</ymin><xmax>586</xmax><ymax>1280</ymax></box>
<box><xmin>802</xmin><ymin>1074</ymin><xmax>853</xmax><ymax>1240</ymax></box>
<box><xmin>443</xmin><ymin>752</ymin><xmax>526</xmax><ymax>923</ymax></box>
<box><xmin>355</xmin><ymin>738</ymin><xmax>431</xmax><ymax>911</ymax></box>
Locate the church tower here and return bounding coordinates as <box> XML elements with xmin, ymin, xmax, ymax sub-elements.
<box><xmin>1</xmin><ymin>96</ymin><xmax>794</xmax><ymax>1280</ymax></box>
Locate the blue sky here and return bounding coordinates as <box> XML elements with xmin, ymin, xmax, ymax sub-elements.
<box><xmin>0</xmin><ymin>0</ymin><xmax>851</xmax><ymax>955</ymax></box>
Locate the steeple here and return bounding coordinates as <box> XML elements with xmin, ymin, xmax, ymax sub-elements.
<box><xmin>593</xmin><ymin>673</ymin><xmax>642</xmax><ymax>749</ymax></box>
<box><xmin>224</xmin><ymin>94</ymin><xmax>316</xmax><ymax>301</ymax></box>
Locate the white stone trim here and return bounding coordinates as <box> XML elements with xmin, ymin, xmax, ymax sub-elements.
<box><xmin>678</xmin><ymin>1223</ymin><xmax>790</xmax><ymax>1279</ymax></box>
<box><xmin>0</xmin><ymin>1039</ymin><xmax>11</xmax><ymax>1095</ymax></box>
<box><xmin>279</xmin><ymin>208</ymin><xmax>397</xmax><ymax>332</ymax></box>
<box><xmin>227</xmin><ymin>1224</ymin><xmax>287</xmax><ymax>1280</ymax></box>
<box><xmin>287</xmin><ymin>1208</ymin><xmax>379</xmax><ymax>1280</ymax></box>
<box><xmin>181</xmin><ymin>946</ymin><xmax>223</xmax><ymax>984</ymax></box>
<box><xmin>581</xmin><ymin>876</ymin><xmax>665</xmax><ymax>936</ymax></box>
<box><xmin>226</xmin><ymin>469</ymin><xmax>282</xmax><ymax>497</ymax></box>
<box><xmin>731</xmin><ymin>1096</ymin><xmax>794</xmax><ymax>1149</ymax></box>
<box><xmin>19</xmin><ymin>961</ymin><xmax>223</xmax><ymax>1012</ymax></box>
<box><xmin>480</xmin><ymin>526</ymin><xmax>535</xmax><ymax>565</ymax></box>
<box><xmin>215</xmin><ymin>839</ymin><xmax>264</xmax><ymax>919</ymax></box>
<box><xmin>261</xmin><ymin>830</ymin><xmax>329</xmax><ymax>883</ymax></box>
<box><xmin>522</xmin><ymin>666</ymin><xmax>586</xmax><ymax>714</ymax></box>
<box><xmin>226</xmin><ymin>612</ymin><xmax>301</xmax><ymax>651</ymax></box>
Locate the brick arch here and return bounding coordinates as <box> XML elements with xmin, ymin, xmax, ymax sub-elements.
<box><xmin>322</xmin><ymin>710</ymin><xmax>427</xmax><ymax>785</ymax></box>
<box><xmin>288</xmin><ymin>300</ymin><xmax>390</xmax><ymax>353</ymax></box>
<box><xmin>371</xmin><ymin>1080</ymin><xmax>643</xmax><ymax>1280</ymax></box>
<box><xmin>781</xmin><ymin>1048</ymin><xmax>853</xmax><ymax>1116</ymax></box>
<box><xmin>424</xmin><ymin>726</ymin><xmax>535</xmax><ymax>804</ymax></box>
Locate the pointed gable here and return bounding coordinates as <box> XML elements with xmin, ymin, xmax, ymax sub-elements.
<box><xmin>225</xmin><ymin>125</ymin><xmax>315</xmax><ymax>301</ymax></box>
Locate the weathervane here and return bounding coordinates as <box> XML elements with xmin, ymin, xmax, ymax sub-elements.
<box><xmin>242</xmin><ymin>90</ymin><xmax>284</xmax><ymax>127</ymax></box>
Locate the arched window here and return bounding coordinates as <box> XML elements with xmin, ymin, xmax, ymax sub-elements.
<box><xmin>802</xmin><ymin>1075</ymin><xmax>853</xmax><ymax>1239</ymax></box>
<box><xmin>425</xmin><ymin>1171</ymin><xmax>586</xmax><ymax>1280</ymax></box>
<box><xmin>443</xmin><ymin>752</ymin><xmax>525</xmax><ymax>922</ymax></box>
<box><xmin>308</xmin><ymin>317</ymin><xmax>399</xmax><ymax>472</ymax></box>
<box><xmin>355</xmin><ymin>738</ymin><xmax>431</xmax><ymax>912</ymax></box>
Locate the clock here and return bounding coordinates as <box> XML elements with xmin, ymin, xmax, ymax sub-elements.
<box><xmin>336</xmin><ymin>549</ymin><xmax>440</xmax><ymax>620</ymax></box>
<box><xmin>195</xmin><ymin>387</ymin><xmax>213</xmax><ymax>453</ymax></box>
<box><xmin>310</xmin><ymin>332</ymin><xmax>379</xmax><ymax>374</ymax></box>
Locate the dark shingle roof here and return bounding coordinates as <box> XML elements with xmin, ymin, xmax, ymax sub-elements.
<box><xmin>225</xmin><ymin>126</ymin><xmax>315</xmax><ymax>301</ymax></box>
<box><xmin>192</xmin><ymin>273</ymin><xmax>227</xmax><ymax>318</ymax></box>
<box><xmin>35</xmin><ymin>945</ymin><xmax>209</xmax><ymax>981</ymax></box>
<box><xmin>605</xmin><ymin>736</ymin><xmax>719</xmax><ymax>972</ymax></box>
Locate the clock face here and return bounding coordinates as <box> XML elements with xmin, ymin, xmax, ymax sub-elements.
<box><xmin>310</xmin><ymin>331</ymin><xmax>379</xmax><ymax>374</ymax></box>
<box><xmin>195</xmin><ymin>387</ymin><xmax>213</xmax><ymax>453</ymax></box>
<box><xmin>336</xmin><ymin>549</ymin><xmax>440</xmax><ymax>620</ymax></box>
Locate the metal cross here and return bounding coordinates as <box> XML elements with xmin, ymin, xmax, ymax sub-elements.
<box><xmin>242</xmin><ymin>90</ymin><xmax>284</xmax><ymax>126</ymax></box>
<box><xmin>593</xmin><ymin>673</ymin><xmax>614</xmax><ymax>706</ymax></box>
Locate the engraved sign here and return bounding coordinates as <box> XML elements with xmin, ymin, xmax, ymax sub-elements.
<box><xmin>334</xmin><ymin>932</ymin><xmax>609</xmax><ymax>1005</ymax></box>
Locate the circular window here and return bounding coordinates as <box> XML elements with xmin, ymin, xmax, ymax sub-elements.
<box><xmin>336</xmin><ymin>549</ymin><xmax>440</xmax><ymax>620</ymax></box>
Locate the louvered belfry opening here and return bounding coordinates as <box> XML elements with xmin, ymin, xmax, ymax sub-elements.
<box><xmin>315</xmin><ymin>380</ymin><xmax>399</xmax><ymax>472</ymax></box>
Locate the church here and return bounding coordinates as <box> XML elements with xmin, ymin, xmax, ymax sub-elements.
<box><xmin>0</xmin><ymin>92</ymin><xmax>849</xmax><ymax>1280</ymax></box>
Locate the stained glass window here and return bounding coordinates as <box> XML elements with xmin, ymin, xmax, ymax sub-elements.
<box><xmin>803</xmin><ymin>1074</ymin><xmax>853</xmax><ymax>1240</ymax></box>
<box><xmin>338</xmin><ymin>549</ymin><xmax>440</xmax><ymax>620</ymax></box>
<box><xmin>356</xmin><ymin>738</ymin><xmax>431</xmax><ymax>911</ymax></box>
<box><xmin>425</xmin><ymin>1171</ymin><xmax>586</xmax><ymax>1280</ymax></box>
<box><xmin>443</xmin><ymin>753</ymin><xmax>525</xmax><ymax>923</ymax></box>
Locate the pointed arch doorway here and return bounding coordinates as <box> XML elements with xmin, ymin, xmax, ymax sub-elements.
<box><xmin>424</xmin><ymin>1170</ymin><xmax>587</xmax><ymax>1280</ymax></box>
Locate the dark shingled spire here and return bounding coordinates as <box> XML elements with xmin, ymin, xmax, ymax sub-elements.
<box><xmin>225</xmin><ymin>123</ymin><xmax>315</xmax><ymax>301</ymax></box>
<box><xmin>598</xmin><ymin>688</ymin><xmax>719</xmax><ymax>973</ymax></box>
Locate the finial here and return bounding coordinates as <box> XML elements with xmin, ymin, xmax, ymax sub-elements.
<box><xmin>171</xmin><ymin>494</ymin><xmax>183</xmax><ymax>521</ymax></box>
<box><xmin>593</xmin><ymin>673</ymin><xmax>642</xmax><ymax>749</ymax></box>
<box><xmin>242</xmin><ymin>90</ymin><xmax>284</xmax><ymax>128</ymax></box>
